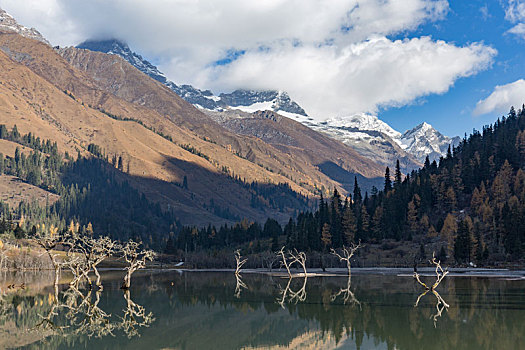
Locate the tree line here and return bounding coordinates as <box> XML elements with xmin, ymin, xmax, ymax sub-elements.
<box><xmin>168</xmin><ymin>105</ymin><xmax>525</xmax><ymax>265</ymax></box>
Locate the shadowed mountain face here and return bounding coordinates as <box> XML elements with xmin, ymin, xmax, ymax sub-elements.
<box><xmin>0</xmin><ymin>27</ymin><xmax>385</xmax><ymax>227</ymax></box>
<box><xmin>205</xmin><ymin>109</ymin><xmax>383</xmax><ymax>193</ymax></box>
<box><xmin>0</xmin><ymin>32</ymin><xmax>313</xmax><ymax>226</ymax></box>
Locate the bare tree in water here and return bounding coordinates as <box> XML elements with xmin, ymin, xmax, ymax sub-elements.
<box><xmin>330</xmin><ymin>241</ymin><xmax>363</xmax><ymax>275</ymax></box>
<box><xmin>120</xmin><ymin>240</ymin><xmax>156</xmax><ymax>289</ymax></box>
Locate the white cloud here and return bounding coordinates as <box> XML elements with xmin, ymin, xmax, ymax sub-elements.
<box><xmin>0</xmin><ymin>0</ymin><xmax>496</xmax><ymax>119</ymax></box>
<box><xmin>508</xmin><ymin>22</ymin><xmax>525</xmax><ymax>36</ymax></box>
<box><xmin>204</xmin><ymin>37</ymin><xmax>496</xmax><ymax>117</ymax></box>
<box><xmin>504</xmin><ymin>0</ymin><xmax>525</xmax><ymax>38</ymax></box>
<box><xmin>505</xmin><ymin>0</ymin><xmax>525</xmax><ymax>22</ymax></box>
<box><xmin>474</xmin><ymin>79</ymin><xmax>525</xmax><ymax>115</ymax></box>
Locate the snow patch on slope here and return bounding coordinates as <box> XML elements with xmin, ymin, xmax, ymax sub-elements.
<box><xmin>0</xmin><ymin>8</ymin><xmax>50</xmax><ymax>45</ymax></box>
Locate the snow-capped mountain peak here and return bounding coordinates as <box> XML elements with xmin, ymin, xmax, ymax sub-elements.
<box><xmin>76</xmin><ymin>38</ymin><xmax>459</xmax><ymax>170</ymax></box>
<box><xmin>400</xmin><ymin>122</ymin><xmax>461</xmax><ymax>163</ymax></box>
<box><xmin>0</xmin><ymin>8</ymin><xmax>50</xmax><ymax>45</ymax></box>
<box><xmin>325</xmin><ymin>114</ymin><xmax>402</xmax><ymax>141</ymax></box>
<box><xmin>219</xmin><ymin>89</ymin><xmax>307</xmax><ymax>116</ymax></box>
<box><xmin>77</xmin><ymin>39</ymin><xmax>167</xmax><ymax>83</ymax></box>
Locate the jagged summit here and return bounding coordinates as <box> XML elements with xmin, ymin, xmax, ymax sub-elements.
<box><xmin>75</xmin><ymin>39</ymin><xmax>308</xmax><ymax>116</ymax></box>
<box><xmin>77</xmin><ymin>39</ymin><xmax>167</xmax><ymax>83</ymax></box>
<box><xmin>0</xmin><ymin>8</ymin><xmax>49</xmax><ymax>45</ymax></box>
<box><xmin>219</xmin><ymin>90</ymin><xmax>308</xmax><ymax>116</ymax></box>
<box><xmin>76</xmin><ymin>38</ymin><xmax>459</xmax><ymax>169</ymax></box>
<box><xmin>400</xmin><ymin>122</ymin><xmax>461</xmax><ymax>163</ymax></box>
<box><xmin>325</xmin><ymin>114</ymin><xmax>402</xmax><ymax>141</ymax></box>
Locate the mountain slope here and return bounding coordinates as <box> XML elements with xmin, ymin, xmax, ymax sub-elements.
<box><xmin>294</xmin><ymin>114</ymin><xmax>422</xmax><ymax>172</ymax></box>
<box><xmin>0</xmin><ymin>28</ymin><xmax>386</xmax><ymax>228</ymax></box>
<box><xmin>76</xmin><ymin>39</ymin><xmax>459</xmax><ymax>171</ymax></box>
<box><xmin>205</xmin><ymin>109</ymin><xmax>384</xmax><ymax>192</ymax></box>
<box><xmin>77</xmin><ymin>39</ymin><xmax>308</xmax><ymax>117</ymax></box>
<box><xmin>0</xmin><ymin>31</ymin><xmax>314</xmax><ymax>225</ymax></box>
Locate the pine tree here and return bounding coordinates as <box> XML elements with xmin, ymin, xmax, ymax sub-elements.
<box><xmin>371</xmin><ymin>206</ymin><xmax>384</xmax><ymax>239</ymax></box>
<box><xmin>406</xmin><ymin>194</ymin><xmax>419</xmax><ymax>234</ymax></box>
<box><xmin>445</xmin><ymin>186</ymin><xmax>457</xmax><ymax>212</ymax></box>
<box><xmin>394</xmin><ymin>160</ymin><xmax>402</xmax><ymax>187</ymax></box>
<box><xmin>353</xmin><ymin>177</ymin><xmax>362</xmax><ymax>204</ymax></box>
<box><xmin>321</xmin><ymin>223</ymin><xmax>331</xmax><ymax>251</ymax></box>
<box><xmin>359</xmin><ymin>205</ymin><xmax>369</xmax><ymax>238</ymax></box>
<box><xmin>423</xmin><ymin>156</ymin><xmax>430</xmax><ymax>169</ymax></box>
<box><xmin>384</xmin><ymin>167</ymin><xmax>392</xmax><ymax>192</ymax></box>
<box><xmin>440</xmin><ymin>213</ymin><xmax>457</xmax><ymax>257</ymax></box>
<box><xmin>341</xmin><ymin>205</ymin><xmax>356</xmax><ymax>244</ymax></box>
<box><xmin>0</xmin><ymin>125</ymin><xmax>7</xmax><ymax>139</ymax></box>
<box><xmin>454</xmin><ymin>219</ymin><xmax>472</xmax><ymax>264</ymax></box>
<box><xmin>86</xmin><ymin>222</ymin><xmax>94</xmax><ymax>236</ymax></box>
<box><xmin>11</xmin><ymin>125</ymin><xmax>20</xmax><ymax>140</ymax></box>
<box><xmin>516</xmin><ymin>130</ymin><xmax>525</xmax><ymax>168</ymax></box>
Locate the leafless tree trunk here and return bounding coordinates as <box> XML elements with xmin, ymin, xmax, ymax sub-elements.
<box><xmin>120</xmin><ymin>240</ymin><xmax>156</xmax><ymax>289</ymax></box>
<box><xmin>330</xmin><ymin>241</ymin><xmax>363</xmax><ymax>276</ymax></box>
<box><xmin>262</xmin><ymin>252</ymin><xmax>278</xmax><ymax>272</ymax></box>
<box><xmin>413</xmin><ymin>252</ymin><xmax>449</xmax><ymax>291</ymax></box>
<box><xmin>234</xmin><ymin>250</ymin><xmax>247</xmax><ymax>276</ymax></box>
<box><xmin>288</xmin><ymin>249</ymin><xmax>308</xmax><ymax>277</ymax></box>
<box><xmin>277</xmin><ymin>246</ymin><xmax>292</xmax><ymax>277</ymax></box>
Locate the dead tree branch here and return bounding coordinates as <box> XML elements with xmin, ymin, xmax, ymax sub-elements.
<box><xmin>120</xmin><ymin>240</ymin><xmax>156</xmax><ymax>289</ymax></box>
<box><xmin>288</xmin><ymin>249</ymin><xmax>308</xmax><ymax>277</ymax></box>
<box><xmin>277</xmin><ymin>246</ymin><xmax>292</xmax><ymax>278</ymax></box>
<box><xmin>331</xmin><ymin>275</ymin><xmax>360</xmax><ymax>307</ymax></box>
<box><xmin>414</xmin><ymin>289</ymin><xmax>450</xmax><ymax>328</ymax></box>
<box><xmin>234</xmin><ymin>250</ymin><xmax>247</xmax><ymax>276</ymax></box>
<box><xmin>330</xmin><ymin>241</ymin><xmax>363</xmax><ymax>275</ymax></box>
<box><xmin>413</xmin><ymin>252</ymin><xmax>449</xmax><ymax>291</ymax></box>
<box><xmin>234</xmin><ymin>273</ymin><xmax>247</xmax><ymax>299</ymax></box>
<box><xmin>119</xmin><ymin>289</ymin><xmax>154</xmax><ymax>338</ymax></box>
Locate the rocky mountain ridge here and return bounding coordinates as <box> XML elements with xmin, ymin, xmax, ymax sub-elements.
<box><xmin>0</xmin><ymin>8</ymin><xmax>49</xmax><ymax>45</ymax></box>
<box><xmin>77</xmin><ymin>39</ymin><xmax>459</xmax><ymax>170</ymax></box>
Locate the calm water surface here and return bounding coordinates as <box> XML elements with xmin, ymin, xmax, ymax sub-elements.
<box><xmin>0</xmin><ymin>270</ymin><xmax>524</xmax><ymax>349</ymax></box>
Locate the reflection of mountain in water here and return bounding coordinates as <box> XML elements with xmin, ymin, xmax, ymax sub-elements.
<box><xmin>1</xmin><ymin>271</ymin><xmax>525</xmax><ymax>349</ymax></box>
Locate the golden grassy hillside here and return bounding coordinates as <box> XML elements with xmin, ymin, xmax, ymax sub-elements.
<box><xmin>0</xmin><ymin>31</ymin><xmax>384</xmax><ymax>225</ymax></box>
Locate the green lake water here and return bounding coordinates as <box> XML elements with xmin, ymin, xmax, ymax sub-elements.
<box><xmin>1</xmin><ymin>270</ymin><xmax>524</xmax><ymax>349</ymax></box>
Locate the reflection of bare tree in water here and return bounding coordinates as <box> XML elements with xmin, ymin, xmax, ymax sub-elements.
<box><xmin>30</xmin><ymin>279</ymin><xmax>154</xmax><ymax>340</ymax></box>
<box><xmin>274</xmin><ymin>246</ymin><xmax>309</xmax><ymax>308</ymax></box>
<box><xmin>234</xmin><ymin>274</ymin><xmax>247</xmax><ymax>299</ymax></box>
<box><xmin>63</xmin><ymin>287</ymin><xmax>116</xmax><ymax>338</ymax></box>
<box><xmin>276</xmin><ymin>276</ymin><xmax>307</xmax><ymax>309</ymax></box>
<box><xmin>120</xmin><ymin>289</ymin><xmax>154</xmax><ymax>338</ymax></box>
<box><xmin>233</xmin><ymin>250</ymin><xmax>248</xmax><ymax>298</ymax></box>
<box><xmin>413</xmin><ymin>252</ymin><xmax>450</xmax><ymax>327</ymax></box>
<box><xmin>414</xmin><ymin>288</ymin><xmax>449</xmax><ymax>327</ymax></box>
<box><xmin>330</xmin><ymin>276</ymin><xmax>360</xmax><ymax>308</ymax></box>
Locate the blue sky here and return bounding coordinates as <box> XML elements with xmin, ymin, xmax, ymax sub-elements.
<box><xmin>2</xmin><ymin>0</ymin><xmax>525</xmax><ymax>138</ymax></box>
<box><xmin>381</xmin><ymin>0</ymin><xmax>525</xmax><ymax>136</ymax></box>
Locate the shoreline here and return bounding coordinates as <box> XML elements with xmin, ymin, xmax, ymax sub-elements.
<box><xmin>154</xmin><ymin>267</ymin><xmax>525</xmax><ymax>279</ymax></box>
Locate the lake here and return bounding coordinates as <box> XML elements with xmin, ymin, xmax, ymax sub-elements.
<box><xmin>1</xmin><ymin>269</ymin><xmax>524</xmax><ymax>349</ymax></box>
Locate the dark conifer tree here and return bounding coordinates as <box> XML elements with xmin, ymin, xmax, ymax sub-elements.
<box><xmin>384</xmin><ymin>167</ymin><xmax>392</xmax><ymax>192</ymax></box>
